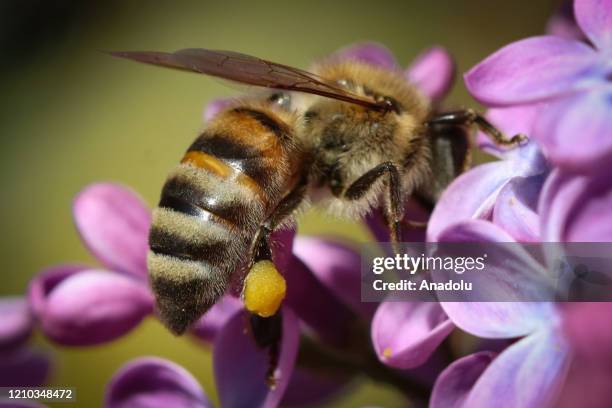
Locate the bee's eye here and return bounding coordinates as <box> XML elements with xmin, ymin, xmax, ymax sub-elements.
<box><xmin>268</xmin><ymin>92</ymin><xmax>291</xmax><ymax>109</ymax></box>
<box><xmin>381</xmin><ymin>96</ymin><xmax>402</xmax><ymax>114</ymax></box>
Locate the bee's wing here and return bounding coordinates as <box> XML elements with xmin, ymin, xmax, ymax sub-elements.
<box><xmin>109</xmin><ymin>48</ymin><xmax>387</xmax><ymax>111</ymax></box>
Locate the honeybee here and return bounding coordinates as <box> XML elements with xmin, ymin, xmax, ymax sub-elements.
<box><xmin>111</xmin><ymin>48</ymin><xmax>525</xmax><ymax>337</ymax></box>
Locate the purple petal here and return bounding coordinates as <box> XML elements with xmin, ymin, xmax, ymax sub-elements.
<box><xmin>214</xmin><ymin>308</ymin><xmax>299</xmax><ymax>408</ymax></box>
<box><xmin>0</xmin><ymin>347</ymin><xmax>51</xmax><ymax>387</ymax></box>
<box><xmin>203</xmin><ymin>98</ymin><xmax>235</xmax><ymax>122</ymax></box>
<box><xmin>465</xmin><ymin>327</ymin><xmax>570</xmax><ymax>407</ymax></box>
<box><xmin>73</xmin><ymin>183</ymin><xmax>151</xmax><ymax>279</ymax></box>
<box><xmin>28</xmin><ymin>264</ymin><xmax>87</xmax><ymax>319</ymax></box>
<box><xmin>575</xmin><ymin>0</ymin><xmax>612</xmax><ymax>49</ymax></box>
<box><xmin>492</xmin><ymin>175</ymin><xmax>544</xmax><ymax>242</ymax></box>
<box><xmin>281</xmin><ymin>367</ymin><xmax>352</xmax><ymax>407</ymax></box>
<box><xmin>437</xmin><ymin>220</ymin><xmax>555</xmax><ymax>337</ymax></box>
<box><xmin>371</xmin><ymin>301</ymin><xmax>454</xmax><ymax>369</ymax></box>
<box><xmin>292</xmin><ymin>236</ymin><xmax>375</xmax><ymax>320</ymax></box>
<box><xmin>430</xmin><ymin>351</ymin><xmax>495</xmax><ymax>408</ymax></box>
<box><xmin>539</xmin><ymin>169</ymin><xmax>612</xmax><ymax>242</ymax></box>
<box><xmin>533</xmin><ymin>89</ymin><xmax>612</xmax><ymax>171</ymax></box>
<box><xmin>284</xmin><ymin>254</ymin><xmax>355</xmax><ymax>346</ymax></box>
<box><xmin>190</xmin><ymin>295</ymin><xmax>242</xmax><ymax>343</ymax></box>
<box><xmin>40</xmin><ymin>270</ymin><xmax>153</xmax><ymax>345</ymax></box>
<box><xmin>427</xmin><ymin>161</ymin><xmax>512</xmax><ymax>242</ymax></box>
<box><xmin>465</xmin><ymin>36</ymin><xmax>598</xmax><ymax>106</ymax></box>
<box><xmin>105</xmin><ymin>357</ymin><xmax>212</xmax><ymax>408</ymax></box>
<box><xmin>330</xmin><ymin>42</ymin><xmax>398</xmax><ymax>69</ymax></box>
<box><xmin>405</xmin><ymin>47</ymin><xmax>455</xmax><ymax>101</ymax></box>
<box><xmin>0</xmin><ymin>298</ymin><xmax>33</xmax><ymax>352</ymax></box>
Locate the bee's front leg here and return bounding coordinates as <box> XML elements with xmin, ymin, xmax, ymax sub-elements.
<box><xmin>427</xmin><ymin>109</ymin><xmax>528</xmax><ymax>147</ymax></box>
<box><xmin>343</xmin><ymin>161</ymin><xmax>404</xmax><ymax>251</ymax></box>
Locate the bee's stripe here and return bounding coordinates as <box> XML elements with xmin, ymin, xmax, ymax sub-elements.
<box><xmin>232</xmin><ymin>108</ymin><xmax>289</xmax><ymax>139</ymax></box>
<box><xmin>149</xmin><ymin>226</ymin><xmax>231</xmax><ymax>263</ymax></box>
<box><xmin>188</xmin><ymin>134</ymin><xmax>260</xmax><ymax>160</ymax></box>
<box><xmin>161</xmin><ymin>178</ymin><xmax>255</xmax><ymax>229</ymax></box>
<box><xmin>158</xmin><ymin>194</ymin><xmax>210</xmax><ymax>221</ymax></box>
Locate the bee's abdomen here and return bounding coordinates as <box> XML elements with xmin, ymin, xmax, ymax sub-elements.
<box><xmin>148</xmin><ymin>107</ymin><xmax>299</xmax><ymax>335</ymax></box>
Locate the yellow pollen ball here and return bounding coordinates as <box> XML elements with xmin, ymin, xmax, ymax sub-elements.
<box><xmin>243</xmin><ymin>260</ymin><xmax>286</xmax><ymax>318</ymax></box>
<box><xmin>383</xmin><ymin>347</ymin><xmax>393</xmax><ymax>358</ymax></box>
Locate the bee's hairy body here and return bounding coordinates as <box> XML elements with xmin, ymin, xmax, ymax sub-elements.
<box><xmin>146</xmin><ymin>59</ymin><xmax>473</xmax><ymax>335</ymax></box>
<box><xmin>148</xmin><ymin>104</ymin><xmax>306</xmax><ymax>334</ymax></box>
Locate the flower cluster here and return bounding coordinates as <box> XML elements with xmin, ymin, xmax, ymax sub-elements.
<box><xmin>425</xmin><ymin>0</ymin><xmax>612</xmax><ymax>406</ymax></box>
<box><xmin>8</xmin><ymin>0</ymin><xmax>612</xmax><ymax>406</ymax></box>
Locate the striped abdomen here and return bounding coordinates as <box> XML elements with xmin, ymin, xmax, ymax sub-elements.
<box><xmin>148</xmin><ymin>106</ymin><xmax>302</xmax><ymax>334</ymax></box>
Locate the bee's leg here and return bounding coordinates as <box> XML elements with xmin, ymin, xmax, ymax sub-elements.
<box><xmin>344</xmin><ymin>162</ymin><xmax>403</xmax><ymax>250</ymax></box>
<box><xmin>426</xmin><ymin>109</ymin><xmax>528</xmax><ymax>146</ymax></box>
<box><xmin>249</xmin><ymin>176</ymin><xmax>309</xmax><ymax>265</ymax></box>
<box><xmin>245</xmin><ymin>178</ymin><xmax>307</xmax><ymax>388</ymax></box>
<box><xmin>250</xmin><ymin>311</ymin><xmax>283</xmax><ymax>389</ymax></box>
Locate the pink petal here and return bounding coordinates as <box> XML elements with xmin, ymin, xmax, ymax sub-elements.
<box><xmin>40</xmin><ymin>270</ymin><xmax>153</xmax><ymax>345</ymax></box>
<box><xmin>371</xmin><ymin>301</ymin><xmax>454</xmax><ymax>369</ymax></box>
<box><xmin>533</xmin><ymin>89</ymin><xmax>612</xmax><ymax>172</ymax></box>
<box><xmin>214</xmin><ymin>308</ymin><xmax>299</xmax><ymax>408</ymax></box>
<box><xmin>105</xmin><ymin>357</ymin><xmax>212</xmax><ymax>408</ymax></box>
<box><xmin>0</xmin><ymin>297</ymin><xmax>33</xmax><ymax>352</ymax></box>
<box><xmin>431</xmin><ymin>351</ymin><xmax>495</xmax><ymax>408</ymax></box>
<box><xmin>492</xmin><ymin>175</ymin><xmax>543</xmax><ymax>242</ymax></box>
<box><xmin>405</xmin><ymin>47</ymin><xmax>455</xmax><ymax>101</ymax></box>
<box><xmin>465</xmin><ymin>328</ymin><xmax>570</xmax><ymax>407</ymax></box>
<box><xmin>292</xmin><ymin>236</ymin><xmax>375</xmax><ymax>320</ymax></box>
<box><xmin>203</xmin><ymin>98</ymin><xmax>235</xmax><ymax>122</ymax></box>
<box><xmin>28</xmin><ymin>264</ymin><xmax>87</xmax><ymax>319</ymax></box>
<box><xmin>562</xmin><ymin>303</ymin><xmax>612</xmax><ymax>365</ymax></box>
<box><xmin>73</xmin><ymin>183</ymin><xmax>151</xmax><ymax>279</ymax></box>
<box><xmin>575</xmin><ymin>0</ymin><xmax>612</xmax><ymax>49</ymax></box>
<box><xmin>465</xmin><ymin>36</ymin><xmax>598</xmax><ymax>106</ymax></box>
<box><xmin>330</xmin><ymin>42</ymin><xmax>398</xmax><ymax>70</ymax></box>
<box><xmin>437</xmin><ymin>220</ymin><xmax>555</xmax><ymax>337</ymax></box>
<box><xmin>190</xmin><ymin>295</ymin><xmax>242</xmax><ymax>343</ymax></box>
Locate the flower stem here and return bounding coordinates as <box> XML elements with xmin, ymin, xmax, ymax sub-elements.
<box><xmin>297</xmin><ymin>334</ymin><xmax>430</xmax><ymax>403</ymax></box>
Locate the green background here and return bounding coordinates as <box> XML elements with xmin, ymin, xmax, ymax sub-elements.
<box><xmin>1</xmin><ymin>1</ymin><xmax>554</xmax><ymax>406</ymax></box>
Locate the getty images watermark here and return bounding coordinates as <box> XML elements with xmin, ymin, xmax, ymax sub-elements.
<box><xmin>360</xmin><ymin>242</ymin><xmax>612</xmax><ymax>302</ymax></box>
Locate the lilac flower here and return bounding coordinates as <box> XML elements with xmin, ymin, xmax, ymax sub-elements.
<box><xmin>28</xmin><ymin>183</ymin><xmax>155</xmax><ymax>345</ymax></box>
<box><xmin>465</xmin><ymin>0</ymin><xmax>612</xmax><ymax>172</ymax></box>
<box><xmin>431</xmin><ymin>166</ymin><xmax>612</xmax><ymax>407</ymax></box>
<box><xmin>105</xmin><ymin>357</ymin><xmax>212</xmax><ymax>408</ymax></box>
<box><xmin>0</xmin><ymin>297</ymin><xmax>51</xmax><ymax>388</ymax></box>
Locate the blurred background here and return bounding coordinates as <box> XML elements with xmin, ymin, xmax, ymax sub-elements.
<box><xmin>1</xmin><ymin>0</ymin><xmax>557</xmax><ymax>406</ymax></box>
